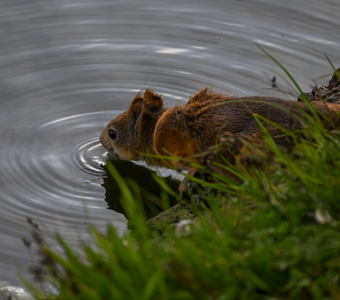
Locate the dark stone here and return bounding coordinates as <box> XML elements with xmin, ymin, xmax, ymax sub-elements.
<box><xmin>298</xmin><ymin>68</ymin><xmax>340</xmax><ymax>104</ymax></box>
<box><xmin>328</xmin><ymin>68</ymin><xmax>340</xmax><ymax>89</ymax></box>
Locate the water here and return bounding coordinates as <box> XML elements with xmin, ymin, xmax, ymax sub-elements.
<box><xmin>0</xmin><ymin>0</ymin><xmax>339</xmax><ymax>293</ymax></box>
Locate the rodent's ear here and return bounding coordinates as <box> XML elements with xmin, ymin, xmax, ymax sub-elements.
<box><xmin>129</xmin><ymin>95</ymin><xmax>144</xmax><ymax>119</ymax></box>
<box><xmin>143</xmin><ymin>89</ymin><xmax>163</xmax><ymax>113</ymax></box>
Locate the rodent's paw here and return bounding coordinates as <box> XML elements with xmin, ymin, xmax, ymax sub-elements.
<box><xmin>178</xmin><ymin>177</ymin><xmax>192</xmax><ymax>196</ymax></box>
<box><xmin>178</xmin><ymin>168</ymin><xmax>210</xmax><ymax>196</ymax></box>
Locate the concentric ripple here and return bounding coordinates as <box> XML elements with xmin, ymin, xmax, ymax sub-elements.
<box><xmin>74</xmin><ymin>137</ymin><xmax>107</xmax><ymax>174</ymax></box>
<box><xmin>0</xmin><ymin>0</ymin><xmax>339</xmax><ymax>293</ymax></box>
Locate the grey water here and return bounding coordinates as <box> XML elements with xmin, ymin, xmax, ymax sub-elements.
<box><xmin>0</xmin><ymin>0</ymin><xmax>339</xmax><ymax>295</ymax></box>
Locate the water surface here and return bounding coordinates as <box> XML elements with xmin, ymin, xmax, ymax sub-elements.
<box><xmin>0</xmin><ymin>0</ymin><xmax>339</xmax><ymax>293</ymax></box>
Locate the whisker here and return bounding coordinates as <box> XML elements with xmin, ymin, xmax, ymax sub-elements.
<box><xmin>76</xmin><ymin>136</ymin><xmax>100</xmax><ymax>145</ymax></box>
<box><xmin>95</xmin><ymin>148</ymin><xmax>107</xmax><ymax>160</ymax></box>
<box><xmin>87</xmin><ymin>146</ymin><xmax>107</xmax><ymax>164</ymax></box>
<box><xmin>86</xmin><ymin>147</ymin><xmax>102</xmax><ymax>160</ymax></box>
<box><xmin>83</xmin><ymin>129</ymin><xmax>100</xmax><ymax>138</ymax></box>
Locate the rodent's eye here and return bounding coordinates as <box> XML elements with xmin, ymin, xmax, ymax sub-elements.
<box><xmin>108</xmin><ymin>129</ymin><xmax>117</xmax><ymax>140</ymax></box>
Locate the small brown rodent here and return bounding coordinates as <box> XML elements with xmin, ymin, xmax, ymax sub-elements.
<box><xmin>100</xmin><ymin>87</ymin><xmax>340</xmax><ymax>185</ymax></box>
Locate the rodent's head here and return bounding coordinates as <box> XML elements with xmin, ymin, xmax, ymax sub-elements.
<box><xmin>100</xmin><ymin>89</ymin><xmax>164</xmax><ymax>161</ymax></box>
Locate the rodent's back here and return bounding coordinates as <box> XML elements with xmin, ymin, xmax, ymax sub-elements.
<box><xmin>155</xmin><ymin>89</ymin><xmax>315</xmax><ymax>156</ymax></box>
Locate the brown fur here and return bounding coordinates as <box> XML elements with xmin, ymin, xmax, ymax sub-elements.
<box><xmin>100</xmin><ymin>87</ymin><xmax>340</xmax><ymax>184</ymax></box>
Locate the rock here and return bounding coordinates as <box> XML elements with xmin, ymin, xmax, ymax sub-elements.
<box><xmin>298</xmin><ymin>68</ymin><xmax>340</xmax><ymax>103</ymax></box>
<box><xmin>328</xmin><ymin>68</ymin><xmax>340</xmax><ymax>89</ymax></box>
<box><xmin>147</xmin><ymin>203</ymin><xmax>196</xmax><ymax>233</ymax></box>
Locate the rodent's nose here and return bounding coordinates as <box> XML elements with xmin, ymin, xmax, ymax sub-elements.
<box><xmin>99</xmin><ymin>131</ymin><xmax>105</xmax><ymax>145</ymax></box>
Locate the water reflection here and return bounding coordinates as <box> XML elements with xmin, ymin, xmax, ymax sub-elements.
<box><xmin>102</xmin><ymin>158</ymin><xmax>180</xmax><ymax>220</ymax></box>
